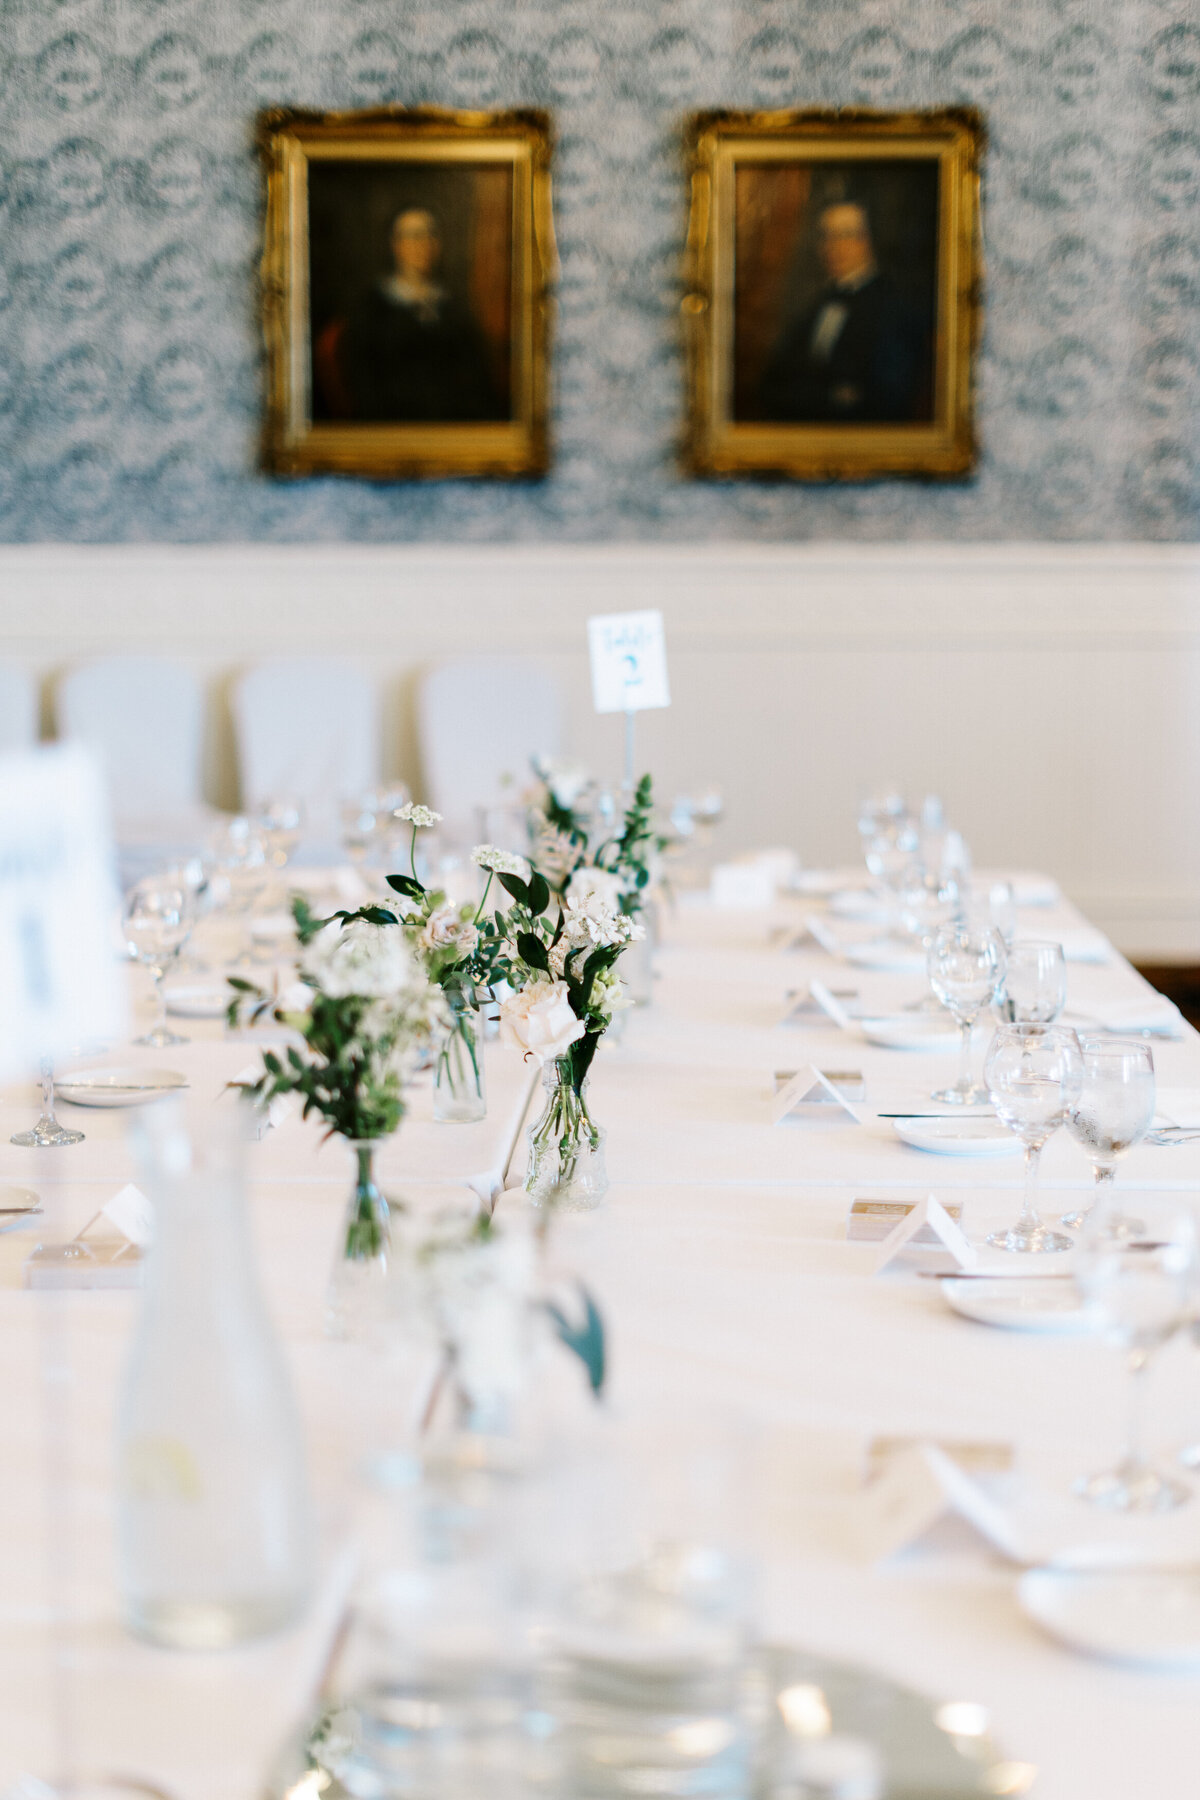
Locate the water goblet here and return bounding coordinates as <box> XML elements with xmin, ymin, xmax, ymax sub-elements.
<box><xmin>927</xmin><ymin>921</ymin><xmax>1006</xmax><ymax>1105</ymax></box>
<box><xmin>1073</xmin><ymin>1194</ymin><xmax>1198</xmax><ymax>1513</ymax></box>
<box><xmin>10</xmin><ymin>1056</ymin><xmax>85</xmax><ymax>1147</ymax></box>
<box><xmin>124</xmin><ymin>882</ymin><xmax>190</xmax><ymax>1048</ymax></box>
<box><xmin>254</xmin><ymin>796</ymin><xmax>305</xmax><ymax>870</ymax></box>
<box><xmin>984</xmin><ymin>1024</ymin><xmax>1082</xmax><ymax>1254</ymax></box>
<box><xmin>992</xmin><ymin>939</ymin><xmax>1067</xmax><ymax>1027</ymax></box>
<box><xmin>1061</xmin><ymin>1038</ymin><xmax>1156</xmax><ymax>1233</ymax></box>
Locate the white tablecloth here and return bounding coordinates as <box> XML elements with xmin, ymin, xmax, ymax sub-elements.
<box><xmin>1</xmin><ymin>877</ymin><xmax>1198</xmax><ymax>1799</ymax></box>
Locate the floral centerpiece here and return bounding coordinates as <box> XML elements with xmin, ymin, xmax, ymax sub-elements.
<box><xmin>227</xmin><ymin>905</ymin><xmax>448</xmax><ymax>1337</ymax></box>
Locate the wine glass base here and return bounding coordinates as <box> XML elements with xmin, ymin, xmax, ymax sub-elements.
<box><xmin>931</xmin><ymin>1082</ymin><xmax>989</xmax><ymax>1106</ymax></box>
<box><xmin>10</xmin><ymin>1117</ymin><xmax>84</xmax><ymax>1147</ymax></box>
<box><xmin>133</xmin><ymin>1027</ymin><xmax>189</xmax><ymax>1048</ymax></box>
<box><xmin>1073</xmin><ymin>1465</ymin><xmax>1191</xmax><ymax>1514</ymax></box>
<box><xmin>1059</xmin><ymin>1207</ymin><xmax>1090</xmax><ymax>1231</ymax></box>
<box><xmin>986</xmin><ymin>1224</ymin><xmax>1074</xmax><ymax>1255</ymax></box>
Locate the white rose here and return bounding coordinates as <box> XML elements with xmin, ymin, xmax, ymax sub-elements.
<box><xmin>498</xmin><ymin>980</ymin><xmax>585</xmax><ymax>1062</ymax></box>
<box><xmin>566</xmin><ymin>865</ymin><xmax>626</xmax><ymax>911</ymax></box>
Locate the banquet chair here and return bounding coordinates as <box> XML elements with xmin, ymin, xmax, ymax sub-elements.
<box><xmin>57</xmin><ymin>655</ymin><xmax>216</xmax><ymax>887</ymax></box>
<box><xmin>0</xmin><ymin>666</ymin><xmax>37</xmax><ymax>753</ymax></box>
<box><xmin>232</xmin><ymin>657</ymin><xmax>381</xmax><ymax>849</ymax></box>
<box><xmin>417</xmin><ymin>657</ymin><xmax>564</xmax><ymax>841</ymax></box>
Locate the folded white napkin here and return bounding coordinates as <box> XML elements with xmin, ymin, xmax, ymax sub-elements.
<box><xmin>1081</xmin><ymin>995</ymin><xmax>1186</xmax><ymax>1037</ymax></box>
<box><xmin>1056</xmin><ymin>927</ymin><xmax>1111</xmax><ymax>964</ymax></box>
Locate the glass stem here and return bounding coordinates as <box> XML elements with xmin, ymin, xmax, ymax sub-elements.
<box><xmin>957</xmin><ymin>1017</ymin><xmax>973</xmax><ymax>1095</ymax></box>
<box><xmin>1121</xmin><ymin>1347</ymin><xmax>1151</xmax><ymax>1476</ymax></box>
<box><xmin>151</xmin><ymin>964</ymin><xmax>167</xmax><ymax>1038</ymax></box>
<box><xmin>1092</xmin><ymin>1162</ymin><xmax>1117</xmax><ymax>1212</ymax></box>
<box><xmin>1015</xmin><ymin>1141</ymin><xmax>1045</xmax><ymax>1237</ymax></box>
<box><xmin>40</xmin><ymin>1061</ymin><xmax>56</xmax><ymax>1125</ymax></box>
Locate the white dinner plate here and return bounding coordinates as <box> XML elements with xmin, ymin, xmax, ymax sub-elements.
<box><xmin>892</xmin><ymin>1115</ymin><xmax>1020</xmax><ymax>1157</ymax></box>
<box><xmin>164</xmin><ymin>982</ymin><xmax>230</xmax><ymax>1019</ymax></box>
<box><xmin>0</xmin><ymin>1185</ymin><xmax>41</xmax><ymax>1231</ymax></box>
<box><xmin>56</xmin><ymin>1067</ymin><xmax>188</xmax><ymax>1108</ymax></box>
<box><xmin>828</xmin><ymin>888</ymin><xmax>889</xmax><ymax>922</ymax></box>
<box><xmin>941</xmin><ymin>1278</ymin><xmax>1091</xmax><ymax>1333</ymax></box>
<box><xmin>844</xmin><ymin>940</ymin><xmax>927</xmax><ymax>974</ymax></box>
<box><xmin>858</xmin><ymin>1015</ymin><xmax>960</xmax><ymax>1052</ymax></box>
<box><xmin>1018</xmin><ymin>1568</ymin><xmax>1200</xmax><ymax>1669</ymax></box>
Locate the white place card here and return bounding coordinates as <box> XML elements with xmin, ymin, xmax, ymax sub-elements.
<box><xmin>808</xmin><ymin>979</ymin><xmax>857</xmax><ymax>1030</ymax></box>
<box><xmin>0</xmin><ymin>744</ymin><xmax>126</xmax><ymax>1081</ymax></box>
<box><xmin>587</xmin><ymin>610</ymin><xmax>671</xmax><ymax>714</ymax></box>
<box><xmin>711</xmin><ymin>861</ymin><xmax>776</xmax><ymax>909</ymax></box>
<box><xmin>100</xmin><ymin>1182</ymin><xmax>154</xmax><ymax>1248</ymax></box>
<box><xmin>873</xmin><ymin>1195</ymin><xmax>977</xmax><ymax>1275</ymax></box>
<box><xmin>852</xmin><ymin>1441</ymin><xmax>1019</xmax><ymax>1564</ymax></box>
<box><xmin>772</xmin><ymin>1064</ymin><xmax>864</xmax><ymax>1126</ymax></box>
<box><xmin>847</xmin><ymin>1196</ymin><xmax>964</xmax><ymax>1243</ymax></box>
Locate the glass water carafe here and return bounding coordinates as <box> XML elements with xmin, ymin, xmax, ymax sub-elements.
<box><xmin>116</xmin><ymin>1101</ymin><xmax>314</xmax><ymax>1648</ymax></box>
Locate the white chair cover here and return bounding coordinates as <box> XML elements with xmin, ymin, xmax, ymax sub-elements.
<box><xmin>417</xmin><ymin>658</ymin><xmax>564</xmax><ymax>837</ymax></box>
<box><xmin>0</xmin><ymin>667</ymin><xmax>37</xmax><ymax>753</ymax></box>
<box><xmin>57</xmin><ymin>655</ymin><xmax>205</xmax><ymax>821</ymax></box>
<box><xmin>232</xmin><ymin>657</ymin><xmax>380</xmax><ymax>817</ymax></box>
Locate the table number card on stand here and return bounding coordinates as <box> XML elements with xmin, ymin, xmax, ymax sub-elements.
<box><xmin>587</xmin><ymin>608</ymin><xmax>671</xmax><ymax>794</ymax></box>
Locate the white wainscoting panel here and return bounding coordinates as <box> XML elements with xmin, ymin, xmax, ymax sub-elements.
<box><xmin>1</xmin><ymin>543</ymin><xmax>1197</xmax><ymax>958</ymax></box>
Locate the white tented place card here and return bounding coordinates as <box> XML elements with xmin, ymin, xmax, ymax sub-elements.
<box><xmin>0</xmin><ymin>744</ymin><xmax>126</xmax><ymax>1080</ymax></box>
<box><xmin>851</xmin><ymin>1441</ymin><xmax>1021</xmax><ymax>1564</ymax></box>
<box><xmin>587</xmin><ymin>610</ymin><xmax>671</xmax><ymax>714</ymax></box>
<box><xmin>23</xmin><ymin>1183</ymin><xmax>152</xmax><ymax>1290</ymax></box>
<box><xmin>847</xmin><ymin>1196</ymin><xmax>964</xmax><ymax>1243</ymax></box>
<box><xmin>873</xmin><ymin>1195</ymin><xmax>978</xmax><ymax>1275</ymax></box>
<box><xmin>711</xmin><ymin>861</ymin><xmax>776</xmax><ymax>909</ymax></box>
<box><xmin>772</xmin><ymin>1064</ymin><xmax>864</xmax><ymax>1126</ymax></box>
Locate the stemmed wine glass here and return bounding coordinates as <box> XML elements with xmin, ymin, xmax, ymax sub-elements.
<box><xmin>10</xmin><ymin>1056</ymin><xmax>85</xmax><ymax>1147</ymax></box>
<box><xmin>992</xmin><ymin>940</ymin><xmax>1067</xmax><ymax>1027</ymax></box>
<box><xmin>864</xmin><ymin>815</ymin><xmax>920</xmax><ymax>936</ymax></box>
<box><xmin>984</xmin><ymin>1024</ymin><xmax>1083</xmax><ymax>1254</ymax></box>
<box><xmin>1061</xmin><ymin>1039</ymin><xmax>1156</xmax><ymax>1233</ymax></box>
<box><xmin>1073</xmin><ymin>1194</ymin><xmax>1198</xmax><ymax>1513</ymax></box>
<box><xmin>254</xmin><ymin>796</ymin><xmax>305</xmax><ymax>870</ymax></box>
<box><xmin>927</xmin><ymin>920</ymin><xmax>1006</xmax><ymax>1105</ymax></box>
<box><xmin>124</xmin><ymin>881</ymin><xmax>190</xmax><ymax>1048</ymax></box>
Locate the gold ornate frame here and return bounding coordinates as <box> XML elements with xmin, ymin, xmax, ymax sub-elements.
<box><xmin>259</xmin><ymin>106</ymin><xmax>555</xmax><ymax>479</ymax></box>
<box><xmin>682</xmin><ymin>108</ymin><xmax>984</xmax><ymax>481</ymax></box>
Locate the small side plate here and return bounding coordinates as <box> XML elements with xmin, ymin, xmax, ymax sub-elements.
<box><xmin>941</xmin><ymin>1278</ymin><xmax>1094</xmax><ymax>1334</ymax></box>
<box><xmin>892</xmin><ymin>1116</ymin><xmax>1020</xmax><ymax>1158</ymax></box>
<box><xmin>56</xmin><ymin>1067</ymin><xmax>188</xmax><ymax>1109</ymax></box>
<box><xmin>1019</xmin><ymin>1568</ymin><xmax>1200</xmax><ymax>1669</ymax></box>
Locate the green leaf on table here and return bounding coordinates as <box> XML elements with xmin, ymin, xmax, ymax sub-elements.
<box><xmin>541</xmin><ymin>1284</ymin><xmax>606</xmax><ymax>1396</ymax></box>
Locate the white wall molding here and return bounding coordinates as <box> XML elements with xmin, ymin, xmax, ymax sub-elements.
<box><xmin>2</xmin><ymin>541</ymin><xmax>1197</xmax><ymax>960</ymax></box>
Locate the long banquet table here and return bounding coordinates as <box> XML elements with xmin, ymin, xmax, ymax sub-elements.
<box><xmin>2</xmin><ymin>872</ymin><xmax>1200</xmax><ymax>1799</ymax></box>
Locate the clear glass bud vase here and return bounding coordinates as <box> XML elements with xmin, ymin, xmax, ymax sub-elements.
<box><xmin>525</xmin><ymin>1058</ymin><xmax>608</xmax><ymax>1211</ymax></box>
<box><xmin>433</xmin><ymin>994</ymin><xmax>487</xmax><ymax>1124</ymax></box>
<box><xmin>326</xmin><ymin>1140</ymin><xmax>393</xmax><ymax>1340</ymax></box>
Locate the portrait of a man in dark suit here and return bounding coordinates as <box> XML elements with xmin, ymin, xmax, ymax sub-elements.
<box><xmin>760</xmin><ymin>200</ymin><xmax>926</xmax><ymax>424</ymax></box>
<box><xmin>732</xmin><ymin>161</ymin><xmax>939</xmax><ymax>429</ymax></box>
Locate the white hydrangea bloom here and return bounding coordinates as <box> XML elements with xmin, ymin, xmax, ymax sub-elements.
<box><xmin>561</xmin><ymin>890</ymin><xmax>644</xmax><ymax>951</ymax></box>
<box><xmin>566</xmin><ymin>864</ymin><xmax>627</xmax><ymax>910</ymax></box>
<box><xmin>301</xmin><ymin>918</ymin><xmax>426</xmax><ymax>1000</ymax></box>
<box><xmin>471</xmin><ymin>844</ymin><xmax>532</xmax><ymax>880</ymax></box>
<box><xmin>396</xmin><ymin>802</ymin><xmax>442</xmax><ymax>827</ymax></box>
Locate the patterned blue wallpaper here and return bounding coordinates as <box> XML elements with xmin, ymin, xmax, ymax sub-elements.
<box><xmin>0</xmin><ymin>0</ymin><xmax>1197</xmax><ymax>541</ymax></box>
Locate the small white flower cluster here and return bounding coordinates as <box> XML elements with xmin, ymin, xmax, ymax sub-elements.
<box><xmin>397</xmin><ymin>802</ymin><xmax>442</xmax><ymax>828</ymax></box>
<box><xmin>418</xmin><ymin>904</ymin><xmax>479</xmax><ymax>959</ymax></box>
<box><xmin>561</xmin><ymin>889</ymin><xmax>644</xmax><ymax>952</ymax></box>
<box><xmin>472</xmin><ymin>844</ymin><xmax>532</xmax><ymax>880</ymax></box>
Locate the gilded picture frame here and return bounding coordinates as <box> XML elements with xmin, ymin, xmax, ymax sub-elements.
<box><xmin>259</xmin><ymin>106</ymin><xmax>555</xmax><ymax>479</ymax></box>
<box><xmin>682</xmin><ymin>108</ymin><xmax>984</xmax><ymax>481</ymax></box>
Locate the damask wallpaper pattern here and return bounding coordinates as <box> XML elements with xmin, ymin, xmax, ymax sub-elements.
<box><xmin>0</xmin><ymin>0</ymin><xmax>1196</xmax><ymax>540</ymax></box>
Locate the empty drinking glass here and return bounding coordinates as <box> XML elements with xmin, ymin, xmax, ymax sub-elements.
<box><xmin>927</xmin><ymin>920</ymin><xmax>1006</xmax><ymax>1104</ymax></box>
<box><xmin>984</xmin><ymin>1024</ymin><xmax>1083</xmax><ymax>1254</ymax></box>
<box><xmin>254</xmin><ymin>796</ymin><xmax>305</xmax><ymax>870</ymax></box>
<box><xmin>124</xmin><ymin>881</ymin><xmax>190</xmax><ymax>1048</ymax></box>
<box><xmin>1062</xmin><ymin>1039</ymin><xmax>1156</xmax><ymax>1233</ymax></box>
<box><xmin>10</xmin><ymin>1056</ymin><xmax>84</xmax><ymax>1147</ymax></box>
<box><xmin>992</xmin><ymin>940</ymin><xmax>1067</xmax><ymax>1027</ymax></box>
<box><xmin>1073</xmin><ymin>1195</ymin><xmax>1199</xmax><ymax>1513</ymax></box>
